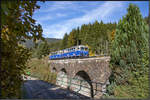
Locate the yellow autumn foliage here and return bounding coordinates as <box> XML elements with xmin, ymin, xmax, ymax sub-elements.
<box><xmin>85</xmin><ymin>44</ymin><xmax>95</xmax><ymax>57</ymax></box>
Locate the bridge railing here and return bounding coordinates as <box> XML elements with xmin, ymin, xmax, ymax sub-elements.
<box><xmin>56</xmin><ymin>75</ymin><xmax>108</xmax><ymax>98</ymax></box>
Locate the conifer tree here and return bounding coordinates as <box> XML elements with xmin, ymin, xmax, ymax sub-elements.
<box><xmin>67</xmin><ymin>29</ymin><xmax>77</xmax><ymax>47</ymax></box>
<box><xmin>110</xmin><ymin>4</ymin><xmax>149</xmax><ymax>84</ymax></box>
<box><xmin>61</xmin><ymin>33</ymin><xmax>69</xmax><ymax>49</ymax></box>
<box><xmin>36</xmin><ymin>41</ymin><xmax>49</xmax><ymax>59</ymax></box>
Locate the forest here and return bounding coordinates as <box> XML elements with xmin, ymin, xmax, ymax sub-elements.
<box><xmin>34</xmin><ymin>16</ymin><xmax>148</xmax><ymax>58</ymax></box>
<box><xmin>33</xmin><ymin>21</ymin><xmax>116</xmax><ymax>58</ymax></box>
<box><xmin>1</xmin><ymin>1</ymin><xmax>149</xmax><ymax>99</ymax></box>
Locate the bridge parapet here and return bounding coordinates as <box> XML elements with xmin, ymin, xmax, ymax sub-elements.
<box><xmin>49</xmin><ymin>56</ymin><xmax>111</xmax><ymax>98</ymax></box>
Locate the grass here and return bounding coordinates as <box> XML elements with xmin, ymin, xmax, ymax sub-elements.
<box><xmin>103</xmin><ymin>70</ymin><xmax>149</xmax><ymax>99</ymax></box>
<box><xmin>26</xmin><ymin>56</ymin><xmax>56</xmax><ymax>84</ymax></box>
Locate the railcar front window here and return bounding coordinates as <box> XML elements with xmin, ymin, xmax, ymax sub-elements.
<box><xmin>73</xmin><ymin>48</ymin><xmax>75</xmax><ymax>51</ymax></box>
<box><xmin>81</xmin><ymin>47</ymin><xmax>84</xmax><ymax>51</ymax></box>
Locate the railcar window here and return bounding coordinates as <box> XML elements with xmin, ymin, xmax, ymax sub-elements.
<box><xmin>81</xmin><ymin>47</ymin><xmax>84</xmax><ymax>51</ymax></box>
<box><xmin>66</xmin><ymin>49</ymin><xmax>68</xmax><ymax>53</ymax></box>
<box><xmin>75</xmin><ymin>47</ymin><xmax>77</xmax><ymax>50</ymax></box>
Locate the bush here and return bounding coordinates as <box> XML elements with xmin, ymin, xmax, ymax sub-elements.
<box><xmin>26</xmin><ymin>57</ymin><xmax>57</xmax><ymax>84</ymax></box>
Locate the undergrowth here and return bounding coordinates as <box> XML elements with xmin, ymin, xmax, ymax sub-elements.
<box><xmin>26</xmin><ymin>56</ymin><xmax>56</xmax><ymax>84</ymax></box>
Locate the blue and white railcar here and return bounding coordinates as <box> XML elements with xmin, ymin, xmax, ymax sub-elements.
<box><xmin>73</xmin><ymin>45</ymin><xmax>89</xmax><ymax>57</ymax></box>
<box><xmin>49</xmin><ymin>45</ymin><xmax>89</xmax><ymax>60</ymax></box>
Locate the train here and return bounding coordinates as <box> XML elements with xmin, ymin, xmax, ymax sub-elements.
<box><xmin>49</xmin><ymin>45</ymin><xmax>89</xmax><ymax>60</ymax></box>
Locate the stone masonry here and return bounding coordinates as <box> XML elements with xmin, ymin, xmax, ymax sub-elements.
<box><xmin>48</xmin><ymin>56</ymin><xmax>111</xmax><ymax>99</ymax></box>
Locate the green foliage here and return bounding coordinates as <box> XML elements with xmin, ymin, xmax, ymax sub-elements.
<box><xmin>144</xmin><ymin>16</ymin><xmax>149</xmax><ymax>25</ymax></box>
<box><xmin>60</xmin><ymin>20</ymin><xmax>116</xmax><ymax>56</ymax></box>
<box><xmin>22</xmin><ymin>38</ymin><xmax>61</xmax><ymax>48</ymax></box>
<box><xmin>68</xmin><ymin>29</ymin><xmax>79</xmax><ymax>47</ymax></box>
<box><xmin>49</xmin><ymin>41</ymin><xmax>62</xmax><ymax>52</ymax></box>
<box><xmin>32</xmin><ymin>41</ymin><xmax>49</xmax><ymax>59</ymax></box>
<box><xmin>105</xmin><ymin>68</ymin><xmax>149</xmax><ymax>99</ymax></box>
<box><xmin>1</xmin><ymin>1</ymin><xmax>44</xmax><ymax>98</ymax></box>
<box><xmin>26</xmin><ymin>57</ymin><xmax>57</xmax><ymax>84</ymax></box>
<box><xmin>112</xmin><ymin>71</ymin><xmax>149</xmax><ymax>99</ymax></box>
<box><xmin>61</xmin><ymin>33</ymin><xmax>69</xmax><ymax>49</ymax></box>
<box><xmin>106</xmin><ymin>3</ymin><xmax>149</xmax><ymax>99</ymax></box>
<box><xmin>110</xmin><ymin>3</ymin><xmax>149</xmax><ymax>83</ymax></box>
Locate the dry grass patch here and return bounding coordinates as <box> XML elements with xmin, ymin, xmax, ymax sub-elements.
<box><xmin>26</xmin><ymin>56</ymin><xmax>56</xmax><ymax>84</ymax></box>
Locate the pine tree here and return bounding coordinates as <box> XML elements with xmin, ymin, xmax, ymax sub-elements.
<box><xmin>110</xmin><ymin>4</ymin><xmax>149</xmax><ymax>84</ymax></box>
<box><xmin>144</xmin><ymin>16</ymin><xmax>149</xmax><ymax>25</ymax></box>
<box><xmin>41</xmin><ymin>41</ymin><xmax>49</xmax><ymax>57</ymax></box>
<box><xmin>61</xmin><ymin>33</ymin><xmax>69</xmax><ymax>49</ymax></box>
<box><xmin>67</xmin><ymin>29</ymin><xmax>77</xmax><ymax>47</ymax></box>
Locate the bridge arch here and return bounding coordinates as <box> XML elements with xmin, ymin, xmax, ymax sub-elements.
<box><xmin>49</xmin><ymin>57</ymin><xmax>111</xmax><ymax>99</ymax></box>
<box><xmin>70</xmin><ymin>70</ymin><xmax>94</xmax><ymax>98</ymax></box>
<box><xmin>51</xmin><ymin>67</ymin><xmax>57</xmax><ymax>73</ymax></box>
<box><xmin>60</xmin><ymin>68</ymin><xmax>67</xmax><ymax>73</ymax></box>
<box><xmin>56</xmin><ymin>68</ymin><xmax>69</xmax><ymax>88</ymax></box>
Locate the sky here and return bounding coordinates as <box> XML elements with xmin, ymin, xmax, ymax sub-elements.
<box><xmin>32</xmin><ymin>1</ymin><xmax>149</xmax><ymax>39</ymax></box>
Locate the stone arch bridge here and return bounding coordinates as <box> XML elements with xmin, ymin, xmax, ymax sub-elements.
<box><xmin>48</xmin><ymin>56</ymin><xmax>111</xmax><ymax>99</ymax></box>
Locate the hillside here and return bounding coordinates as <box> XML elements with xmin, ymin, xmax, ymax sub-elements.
<box><xmin>23</xmin><ymin>38</ymin><xmax>61</xmax><ymax>48</ymax></box>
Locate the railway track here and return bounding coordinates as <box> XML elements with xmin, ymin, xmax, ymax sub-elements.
<box><xmin>49</xmin><ymin>55</ymin><xmax>109</xmax><ymax>60</ymax></box>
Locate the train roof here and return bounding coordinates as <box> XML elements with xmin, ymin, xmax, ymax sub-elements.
<box><xmin>72</xmin><ymin>45</ymin><xmax>88</xmax><ymax>48</ymax></box>
<box><xmin>50</xmin><ymin>45</ymin><xmax>88</xmax><ymax>54</ymax></box>
<box><xmin>63</xmin><ymin>45</ymin><xmax>87</xmax><ymax>50</ymax></box>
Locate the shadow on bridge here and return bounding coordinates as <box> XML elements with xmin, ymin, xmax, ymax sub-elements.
<box><xmin>22</xmin><ymin>80</ymin><xmax>91</xmax><ymax>99</ymax></box>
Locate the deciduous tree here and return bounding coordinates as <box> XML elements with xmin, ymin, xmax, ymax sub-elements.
<box><xmin>1</xmin><ymin>0</ymin><xmax>44</xmax><ymax>98</ymax></box>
